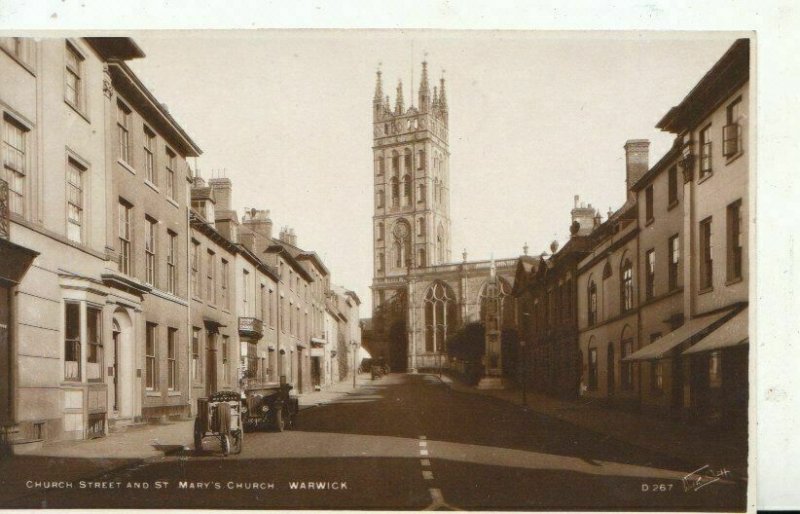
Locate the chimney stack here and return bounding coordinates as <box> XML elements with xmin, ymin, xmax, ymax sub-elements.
<box><xmin>570</xmin><ymin>194</ymin><xmax>598</xmax><ymax>237</ymax></box>
<box><xmin>208</xmin><ymin>177</ymin><xmax>232</xmax><ymax>212</ymax></box>
<box><xmin>624</xmin><ymin>139</ymin><xmax>650</xmax><ymax>192</ymax></box>
<box><xmin>241</xmin><ymin>208</ymin><xmax>273</xmax><ymax>254</ymax></box>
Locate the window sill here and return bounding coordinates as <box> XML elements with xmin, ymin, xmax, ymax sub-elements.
<box><xmin>167</xmin><ymin>391</ymin><xmax>182</xmax><ymax>397</ymax></box>
<box><xmin>145</xmin><ymin>391</ymin><xmax>161</xmax><ymax>397</ymax></box>
<box><xmin>725</xmin><ymin>276</ymin><xmax>744</xmax><ymax>287</ymax></box>
<box><xmin>697</xmin><ymin>171</ymin><xmax>713</xmax><ymax>185</ymax></box>
<box><xmin>667</xmin><ymin>199</ymin><xmax>679</xmax><ymax>211</ymax></box>
<box><xmin>166</xmin><ymin>197</ymin><xmax>180</xmax><ymax>208</ymax></box>
<box><xmin>698</xmin><ymin>286</ymin><xmax>714</xmax><ymax>296</ymax></box>
<box><xmin>144</xmin><ymin>179</ymin><xmax>160</xmax><ymax>194</ymax></box>
<box><xmin>64</xmin><ymin>99</ymin><xmax>90</xmax><ymax>124</ymax></box>
<box><xmin>117</xmin><ymin>159</ymin><xmax>136</xmax><ymax>175</ymax></box>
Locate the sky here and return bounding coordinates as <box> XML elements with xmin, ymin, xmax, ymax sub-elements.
<box><xmin>126</xmin><ymin>31</ymin><xmax>739</xmax><ymax>313</ymax></box>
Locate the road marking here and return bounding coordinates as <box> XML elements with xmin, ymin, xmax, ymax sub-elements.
<box><xmin>422</xmin><ymin>470</ymin><xmax>434</xmax><ymax>480</ymax></box>
<box><xmin>420</xmin><ymin>459</ymin><xmax>430</xmax><ymax>466</ymax></box>
<box><xmin>424</xmin><ymin>488</ymin><xmax>458</xmax><ymax>510</ymax></box>
<box><xmin>419</xmin><ymin>441</ymin><xmax>427</xmax><ymax>447</ymax></box>
<box><xmin>420</xmin><ymin>449</ymin><xmax>429</xmax><ymax>456</ymax></box>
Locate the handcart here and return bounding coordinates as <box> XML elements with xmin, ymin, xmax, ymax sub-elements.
<box><xmin>193</xmin><ymin>390</ymin><xmax>244</xmax><ymax>456</ymax></box>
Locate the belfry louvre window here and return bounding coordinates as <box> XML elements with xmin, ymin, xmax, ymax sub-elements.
<box><xmin>699</xmin><ymin>125</ymin><xmax>712</xmax><ymax>179</ymax></box>
<box><xmin>723</xmin><ymin>97</ymin><xmax>742</xmax><ymax>157</ymax></box>
<box><xmin>66</xmin><ymin>158</ymin><xmax>85</xmax><ymax>243</ymax></box>
<box><xmin>2</xmin><ymin>115</ymin><xmax>27</xmax><ymax>216</ymax></box>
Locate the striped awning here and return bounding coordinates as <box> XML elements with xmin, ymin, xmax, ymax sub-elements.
<box><xmin>683</xmin><ymin>307</ymin><xmax>748</xmax><ymax>355</ymax></box>
<box><xmin>623</xmin><ymin>309</ymin><xmax>732</xmax><ymax>362</ymax></box>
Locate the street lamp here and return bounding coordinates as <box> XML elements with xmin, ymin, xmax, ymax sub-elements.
<box><xmin>350</xmin><ymin>340</ymin><xmax>358</xmax><ymax>389</ymax></box>
<box><xmin>520</xmin><ymin>339</ymin><xmax>527</xmax><ymax>406</ymax></box>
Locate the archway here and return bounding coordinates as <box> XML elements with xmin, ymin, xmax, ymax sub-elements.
<box><xmin>110</xmin><ymin>308</ymin><xmax>135</xmax><ymax>419</ymax></box>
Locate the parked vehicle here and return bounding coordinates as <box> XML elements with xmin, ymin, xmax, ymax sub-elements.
<box><xmin>241</xmin><ymin>383</ymin><xmax>299</xmax><ymax>432</ymax></box>
<box><xmin>371</xmin><ymin>357</ymin><xmax>390</xmax><ymax>379</ymax></box>
<box><xmin>194</xmin><ymin>390</ymin><xmax>244</xmax><ymax>456</ymax></box>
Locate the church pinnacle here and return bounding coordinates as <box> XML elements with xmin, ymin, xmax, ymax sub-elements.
<box><xmin>439</xmin><ymin>74</ymin><xmax>448</xmax><ymax>112</ymax></box>
<box><xmin>419</xmin><ymin>60</ymin><xmax>430</xmax><ymax>112</ymax></box>
<box><xmin>374</xmin><ymin>66</ymin><xmax>383</xmax><ymax>104</ymax></box>
<box><xmin>395</xmin><ymin>79</ymin><xmax>404</xmax><ymax>114</ymax></box>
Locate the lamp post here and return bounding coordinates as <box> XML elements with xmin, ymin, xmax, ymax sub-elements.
<box><xmin>351</xmin><ymin>340</ymin><xmax>358</xmax><ymax>389</ymax></box>
<box><xmin>520</xmin><ymin>339</ymin><xmax>527</xmax><ymax>406</ymax></box>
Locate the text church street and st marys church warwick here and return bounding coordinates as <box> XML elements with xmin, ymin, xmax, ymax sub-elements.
<box><xmin>0</xmin><ymin>35</ymin><xmax>749</xmax><ymax>511</ymax></box>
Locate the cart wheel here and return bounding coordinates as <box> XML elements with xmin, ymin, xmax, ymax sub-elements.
<box><xmin>221</xmin><ymin>434</ymin><xmax>231</xmax><ymax>456</ymax></box>
<box><xmin>232</xmin><ymin>430</ymin><xmax>243</xmax><ymax>455</ymax></box>
<box><xmin>274</xmin><ymin>408</ymin><xmax>285</xmax><ymax>432</ymax></box>
<box><xmin>193</xmin><ymin>420</ymin><xmax>203</xmax><ymax>452</ymax></box>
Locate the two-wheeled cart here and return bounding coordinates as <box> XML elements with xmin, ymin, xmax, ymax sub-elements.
<box><xmin>193</xmin><ymin>390</ymin><xmax>244</xmax><ymax>456</ymax></box>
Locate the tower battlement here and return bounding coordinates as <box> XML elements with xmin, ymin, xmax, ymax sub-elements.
<box><xmin>373</xmin><ymin>61</ymin><xmax>449</xmax><ymax>143</ymax></box>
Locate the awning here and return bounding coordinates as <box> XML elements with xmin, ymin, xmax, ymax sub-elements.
<box><xmin>623</xmin><ymin>309</ymin><xmax>732</xmax><ymax>362</ymax></box>
<box><xmin>683</xmin><ymin>307</ymin><xmax>748</xmax><ymax>355</ymax></box>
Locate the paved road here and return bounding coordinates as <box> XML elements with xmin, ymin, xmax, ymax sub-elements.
<box><xmin>6</xmin><ymin>373</ymin><xmax>746</xmax><ymax>510</ymax></box>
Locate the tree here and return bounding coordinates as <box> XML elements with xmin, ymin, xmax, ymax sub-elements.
<box><xmin>446</xmin><ymin>322</ymin><xmax>485</xmax><ymax>361</ymax></box>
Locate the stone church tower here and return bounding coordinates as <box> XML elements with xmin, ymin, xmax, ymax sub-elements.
<box><xmin>371</xmin><ymin>61</ymin><xmax>452</xmax><ymax>315</ymax></box>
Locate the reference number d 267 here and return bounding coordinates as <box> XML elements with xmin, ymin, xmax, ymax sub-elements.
<box><xmin>641</xmin><ymin>483</ymin><xmax>674</xmax><ymax>492</ymax></box>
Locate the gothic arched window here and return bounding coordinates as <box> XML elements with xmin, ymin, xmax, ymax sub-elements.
<box><xmin>392</xmin><ymin>220</ymin><xmax>411</xmax><ymax>269</ymax></box>
<box><xmin>404</xmin><ymin>148</ymin><xmax>412</xmax><ymax>171</ymax></box>
<box><xmin>417</xmin><ymin>183</ymin><xmax>425</xmax><ymax>204</ymax></box>
<box><xmin>417</xmin><ymin>217</ymin><xmax>425</xmax><ymax>236</ymax></box>
<box><xmin>424</xmin><ymin>281</ymin><xmax>457</xmax><ymax>353</ymax></box>
<box><xmin>588</xmin><ymin>279</ymin><xmax>597</xmax><ymax>326</ymax></box>
<box><xmin>418</xmin><ymin>248</ymin><xmax>426</xmax><ymax>267</ymax></box>
<box><xmin>391</xmin><ymin>150</ymin><xmax>399</xmax><ymax>176</ymax></box>
<box><xmin>390</xmin><ymin>177</ymin><xmax>399</xmax><ymax>207</ymax></box>
<box><xmin>377</xmin><ymin>221</ymin><xmax>384</xmax><ymax>241</ymax></box>
<box><xmin>620</xmin><ymin>258</ymin><xmax>633</xmax><ymax>312</ymax></box>
<box><xmin>402</xmin><ymin>174</ymin><xmax>411</xmax><ymax>205</ymax></box>
<box><xmin>436</xmin><ymin>223</ymin><xmax>445</xmax><ymax>263</ymax></box>
<box><xmin>376</xmin><ymin>153</ymin><xmax>384</xmax><ymax>176</ymax></box>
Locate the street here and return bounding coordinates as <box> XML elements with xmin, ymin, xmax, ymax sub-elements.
<box><xmin>5</xmin><ymin>373</ymin><xmax>746</xmax><ymax>510</ymax></box>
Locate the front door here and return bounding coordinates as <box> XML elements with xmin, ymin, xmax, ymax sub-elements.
<box><xmin>112</xmin><ymin>327</ymin><xmax>120</xmax><ymax>412</ymax></box>
<box><xmin>206</xmin><ymin>333</ymin><xmax>217</xmax><ymax>396</ymax></box>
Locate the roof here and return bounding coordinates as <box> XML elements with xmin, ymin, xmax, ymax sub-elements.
<box><xmin>265</xmin><ymin>244</ymin><xmax>315</xmax><ymax>283</ymax></box>
<box><xmin>297</xmin><ymin>251</ymin><xmax>330</xmax><ymax>276</ymax></box>
<box><xmin>108</xmin><ymin>60</ymin><xmax>202</xmax><ymax>157</ymax></box>
<box><xmin>656</xmin><ymin>38</ymin><xmax>750</xmax><ymax>134</ymax></box>
<box><xmin>84</xmin><ymin>37</ymin><xmax>145</xmax><ymax>61</ymax></box>
<box><xmin>630</xmin><ymin>143</ymin><xmax>682</xmax><ymax>192</ymax></box>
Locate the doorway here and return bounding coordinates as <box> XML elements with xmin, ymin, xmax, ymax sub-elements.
<box><xmin>112</xmin><ymin>321</ymin><xmax>120</xmax><ymax>412</ymax></box>
<box><xmin>110</xmin><ymin>309</ymin><xmax>134</xmax><ymax>420</ymax></box>
<box><xmin>206</xmin><ymin>332</ymin><xmax>218</xmax><ymax>397</ymax></box>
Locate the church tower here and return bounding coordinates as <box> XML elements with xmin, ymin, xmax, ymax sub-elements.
<box><xmin>371</xmin><ymin>61</ymin><xmax>452</xmax><ymax>313</ymax></box>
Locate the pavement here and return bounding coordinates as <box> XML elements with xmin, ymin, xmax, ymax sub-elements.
<box><xmin>437</xmin><ymin>372</ymin><xmax>749</xmax><ymax>478</ymax></box>
<box><xmin>0</xmin><ymin>372</ymin><xmax>747</xmax><ymax>510</ymax></box>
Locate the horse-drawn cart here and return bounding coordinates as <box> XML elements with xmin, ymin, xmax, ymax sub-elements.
<box><xmin>194</xmin><ymin>390</ymin><xmax>244</xmax><ymax>456</ymax></box>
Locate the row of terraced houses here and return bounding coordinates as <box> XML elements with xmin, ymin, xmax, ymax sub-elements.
<box><xmin>0</xmin><ymin>37</ymin><xmax>361</xmax><ymax>450</ymax></box>
<box><xmin>511</xmin><ymin>39</ymin><xmax>749</xmax><ymax>429</ymax></box>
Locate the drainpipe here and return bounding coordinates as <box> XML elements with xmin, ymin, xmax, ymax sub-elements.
<box><xmin>186</xmin><ymin>171</ymin><xmax>193</xmax><ymax>417</ymax></box>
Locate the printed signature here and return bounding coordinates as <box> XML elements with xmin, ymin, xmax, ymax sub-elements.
<box><xmin>682</xmin><ymin>465</ymin><xmax>732</xmax><ymax>492</ymax></box>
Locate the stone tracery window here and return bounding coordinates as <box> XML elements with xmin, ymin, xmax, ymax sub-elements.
<box><xmin>424</xmin><ymin>281</ymin><xmax>457</xmax><ymax>353</ymax></box>
<box><xmin>479</xmin><ymin>277</ymin><xmax>512</xmax><ymax>331</ymax></box>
